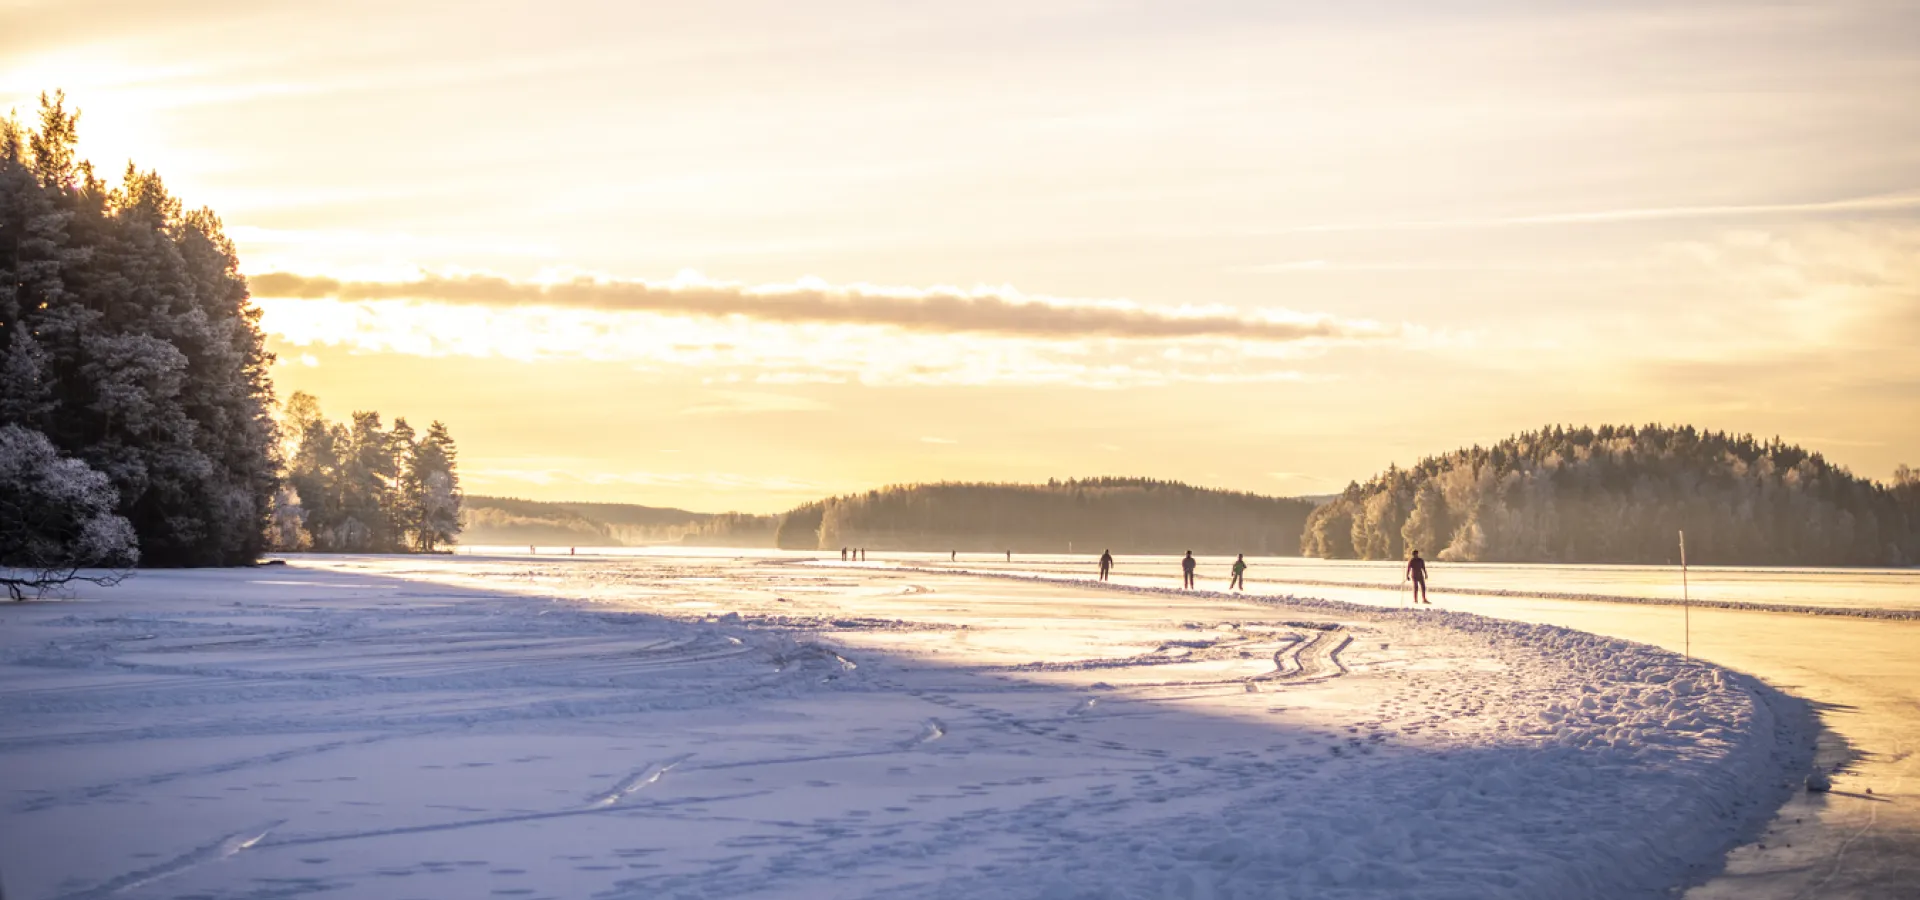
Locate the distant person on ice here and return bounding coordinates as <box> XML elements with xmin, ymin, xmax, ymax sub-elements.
<box><xmin>1099</xmin><ymin>549</ymin><xmax>1113</xmax><ymax>581</ymax></box>
<box><xmin>1230</xmin><ymin>554</ymin><xmax>1246</xmax><ymax>591</ymax></box>
<box><xmin>840</xmin><ymin>547</ymin><xmax>848</xmax><ymax>562</ymax></box>
<box><xmin>1181</xmin><ymin>551</ymin><xmax>1196</xmax><ymax>589</ymax></box>
<box><xmin>951</xmin><ymin>550</ymin><xmax>956</xmax><ymax>561</ymax></box>
<box><xmin>1406</xmin><ymin>549</ymin><xmax>1431</xmax><ymax>604</ymax></box>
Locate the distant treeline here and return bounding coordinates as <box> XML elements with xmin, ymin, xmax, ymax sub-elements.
<box><xmin>461</xmin><ymin>495</ymin><xmax>715</xmax><ymax>547</ymax></box>
<box><xmin>2</xmin><ymin>95</ymin><xmax>277</xmax><ymax>582</ymax></box>
<box><xmin>1303</xmin><ymin>425</ymin><xmax>1920</xmax><ymax>566</ymax></box>
<box><xmin>275</xmin><ymin>392</ymin><xmax>462</xmax><ymax>553</ymax></box>
<box><xmin>752</xmin><ymin>478</ymin><xmax>1315</xmax><ymax>554</ymax></box>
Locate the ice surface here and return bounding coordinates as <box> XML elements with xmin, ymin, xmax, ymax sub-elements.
<box><xmin>881</xmin><ymin>552</ymin><xmax>1920</xmax><ymax>618</ymax></box>
<box><xmin>0</xmin><ymin>553</ymin><xmax>1810</xmax><ymax>899</ymax></box>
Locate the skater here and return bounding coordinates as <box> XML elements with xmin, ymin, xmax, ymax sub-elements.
<box><xmin>1099</xmin><ymin>549</ymin><xmax>1113</xmax><ymax>581</ymax></box>
<box><xmin>1006</xmin><ymin>550</ymin><xmax>1011</xmax><ymax>562</ymax></box>
<box><xmin>951</xmin><ymin>550</ymin><xmax>956</xmax><ymax>562</ymax></box>
<box><xmin>1229</xmin><ymin>554</ymin><xmax>1246</xmax><ymax>591</ymax></box>
<box><xmin>1406</xmin><ymin>549</ymin><xmax>1431</xmax><ymax>604</ymax></box>
<box><xmin>860</xmin><ymin>548</ymin><xmax>867</xmax><ymax>562</ymax></box>
<box><xmin>1181</xmin><ymin>551</ymin><xmax>1197</xmax><ymax>589</ymax></box>
<box><xmin>841</xmin><ymin>547</ymin><xmax>848</xmax><ymax>562</ymax></box>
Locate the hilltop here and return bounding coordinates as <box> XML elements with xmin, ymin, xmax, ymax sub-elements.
<box><xmin>1303</xmin><ymin>424</ymin><xmax>1920</xmax><ymax>566</ymax></box>
<box><xmin>753</xmin><ymin>477</ymin><xmax>1315</xmax><ymax>555</ymax></box>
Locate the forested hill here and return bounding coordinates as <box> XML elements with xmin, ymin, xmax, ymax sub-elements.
<box><xmin>461</xmin><ymin>496</ymin><xmax>714</xmax><ymax>546</ymax></box>
<box><xmin>1301</xmin><ymin>425</ymin><xmax>1920</xmax><ymax>566</ymax></box>
<box><xmin>757</xmin><ymin>478</ymin><xmax>1316</xmax><ymax>554</ymax></box>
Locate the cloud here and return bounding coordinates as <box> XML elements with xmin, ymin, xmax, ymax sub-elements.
<box><xmin>247</xmin><ymin>270</ymin><xmax>1391</xmax><ymax>343</ymax></box>
<box><xmin>254</xmin><ymin>300</ymin><xmax>1329</xmax><ymax>388</ymax></box>
<box><xmin>466</xmin><ymin>467</ymin><xmax>822</xmax><ymax>494</ymax></box>
<box><xmin>1274</xmin><ymin>190</ymin><xmax>1920</xmax><ymax>235</ymax></box>
<box><xmin>676</xmin><ymin>391</ymin><xmax>832</xmax><ymax>417</ymax></box>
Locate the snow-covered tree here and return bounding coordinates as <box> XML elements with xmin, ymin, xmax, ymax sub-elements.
<box><xmin>1</xmin><ymin>92</ymin><xmax>278</xmax><ymax>568</ymax></box>
<box><xmin>266</xmin><ymin>485</ymin><xmax>311</xmax><ymax>551</ymax></box>
<box><xmin>407</xmin><ymin>421</ymin><xmax>462</xmax><ymax>552</ymax></box>
<box><xmin>0</xmin><ymin>424</ymin><xmax>137</xmax><ymax>599</ymax></box>
<box><xmin>280</xmin><ymin>393</ymin><xmax>463</xmax><ymax>553</ymax></box>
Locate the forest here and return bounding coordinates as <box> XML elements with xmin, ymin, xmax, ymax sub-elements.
<box><xmin>275</xmin><ymin>391</ymin><xmax>462</xmax><ymax>553</ymax></box>
<box><xmin>461</xmin><ymin>495</ymin><xmax>711</xmax><ymax>547</ymax></box>
<box><xmin>1302</xmin><ymin>425</ymin><xmax>1920</xmax><ymax>566</ymax></box>
<box><xmin>739</xmin><ymin>477</ymin><xmax>1316</xmax><ymax>554</ymax></box>
<box><xmin>1</xmin><ymin>95</ymin><xmax>278</xmax><ymax>593</ymax></box>
<box><xmin>0</xmin><ymin>95</ymin><xmax>464</xmax><ymax>596</ymax></box>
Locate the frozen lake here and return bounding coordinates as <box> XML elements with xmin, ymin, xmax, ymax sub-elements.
<box><xmin>0</xmin><ymin>553</ymin><xmax>1808</xmax><ymax>899</ymax></box>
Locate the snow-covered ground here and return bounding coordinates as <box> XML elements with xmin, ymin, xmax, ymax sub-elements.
<box><xmin>0</xmin><ymin>553</ymin><xmax>1807</xmax><ymax>899</ymax></box>
<box><xmin>875</xmin><ymin>553</ymin><xmax>1920</xmax><ymax>898</ymax></box>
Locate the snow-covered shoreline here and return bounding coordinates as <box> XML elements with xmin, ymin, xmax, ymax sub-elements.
<box><xmin>1</xmin><ymin>555</ymin><xmax>1811</xmax><ymax>899</ymax></box>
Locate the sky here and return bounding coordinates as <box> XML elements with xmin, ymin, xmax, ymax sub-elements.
<box><xmin>4</xmin><ymin>0</ymin><xmax>1917</xmax><ymax>513</ymax></box>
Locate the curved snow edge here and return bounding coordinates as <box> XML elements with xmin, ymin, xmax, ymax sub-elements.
<box><xmin>879</xmin><ymin>563</ymin><xmax>1818</xmax><ymax>899</ymax></box>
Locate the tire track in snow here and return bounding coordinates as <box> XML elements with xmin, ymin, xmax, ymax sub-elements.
<box><xmin>252</xmin><ymin>790</ymin><xmax>776</xmax><ymax>850</ymax></box>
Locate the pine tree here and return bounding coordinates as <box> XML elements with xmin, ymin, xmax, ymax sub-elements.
<box><xmin>391</xmin><ymin>418</ymin><xmax>422</xmax><ymax>549</ymax></box>
<box><xmin>408</xmin><ymin>422</ymin><xmax>461</xmax><ymax>552</ymax></box>
<box><xmin>338</xmin><ymin>412</ymin><xmax>395</xmax><ymax>551</ymax></box>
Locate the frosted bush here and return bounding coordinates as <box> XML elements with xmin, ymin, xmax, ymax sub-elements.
<box><xmin>0</xmin><ymin>425</ymin><xmax>138</xmax><ymax>599</ymax></box>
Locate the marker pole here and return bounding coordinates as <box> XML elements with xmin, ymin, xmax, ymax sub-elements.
<box><xmin>1679</xmin><ymin>530</ymin><xmax>1690</xmax><ymax>658</ymax></box>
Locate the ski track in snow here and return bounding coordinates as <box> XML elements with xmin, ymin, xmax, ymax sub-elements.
<box><xmin>51</xmin><ymin>820</ymin><xmax>283</xmax><ymax>900</ymax></box>
<box><xmin>0</xmin><ymin>554</ymin><xmax>1811</xmax><ymax>900</ymax></box>
<box><xmin>587</xmin><ymin>754</ymin><xmax>694</xmax><ymax>808</ymax></box>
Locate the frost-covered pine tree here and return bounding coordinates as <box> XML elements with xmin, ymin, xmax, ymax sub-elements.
<box><xmin>408</xmin><ymin>421</ymin><xmax>462</xmax><ymax>552</ymax></box>
<box><xmin>0</xmin><ymin>424</ymin><xmax>137</xmax><ymax>599</ymax></box>
<box><xmin>266</xmin><ymin>485</ymin><xmax>311</xmax><ymax>551</ymax></box>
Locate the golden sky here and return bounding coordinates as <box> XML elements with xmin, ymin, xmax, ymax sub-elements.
<box><xmin>6</xmin><ymin>0</ymin><xmax>1918</xmax><ymax>513</ymax></box>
